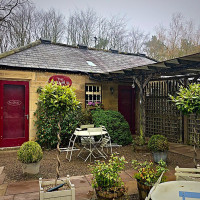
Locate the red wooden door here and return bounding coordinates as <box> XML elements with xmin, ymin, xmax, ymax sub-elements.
<box><xmin>0</xmin><ymin>81</ymin><xmax>29</xmax><ymax>147</ymax></box>
<box><xmin>118</xmin><ymin>85</ymin><xmax>135</xmax><ymax>134</ymax></box>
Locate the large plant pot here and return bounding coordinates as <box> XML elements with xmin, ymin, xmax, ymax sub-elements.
<box><xmin>152</xmin><ymin>151</ymin><xmax>168</xmax><ymax>163</ymax></box>
<box><xmin>137</xmin><ymin>181</ymin><xmax>152</xmax><ymax>200</ymax></box>
<box><xmin>95</xmin><ymin>187</ymin><xmax>125</xmax><ymax>199</ymax></box>
<box><xmin>39</xmin><ymin>175</ymin><xmax>75</xmax><ymax>200</ymax></box>
<box><xmin>22</xmin><ymin>161</ymin><xmax>40</xmax><ymax>174</ymax></box>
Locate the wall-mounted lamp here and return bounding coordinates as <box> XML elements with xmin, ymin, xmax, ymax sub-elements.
<box><xmin>132</xmin><ymin>80</ymin><xmax>135</xmax><ymax>88</ymax></box>
<box><xmin>110</xmin><ymin>87</ymin><xmax>114</xmax><ymax>94</ymax></box>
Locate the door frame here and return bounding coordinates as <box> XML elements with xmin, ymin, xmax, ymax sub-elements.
<box><xmin>0</xmin><ymin>80</ymin><xmax>29</xmax><ymax>147</ymax></box>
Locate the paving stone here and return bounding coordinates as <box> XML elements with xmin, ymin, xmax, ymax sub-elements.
<box><xmin>84</xmin><ymin>174</ymin><xmax>93</xmax><ymax>185</ymax></box>
<box><xmin>14</xmin><ymin>192</ymin><xmax>39</xmax><ymax>200</ymax></box>
<box><xmin>0</xmin><ymin>195</ymin><xmax>14</xmax><ymax>200</ymax></box>
<box><xmin>70</xmin><ymin>176</ymin><xmax>90</xmax><ymax>188</ymax></box>
<box><xmin>0</xmin><ymin>184</ymin><xmax>8</xmax><ymax>196</ymax></box>
<box><xmin>125</xmin><ymin>169</ymin><xmax>136</xmax><ymax>178</ymax></box>
<box><xmin>0</xmin><ymin>174</ymin><xmax>6</xmax><ymax>185</ymax></box>
<box><xmin>6</xmin><ymin>181</ymin><xmax>39</xmax><ymax>195</ymax></box>
<box><xmin>120</xmin><ymin>171</ymin><xmax>134</xmax><ymax>182</ymax></box>
<box><xmin>124</xmin><ymin>180</ymin><xmax>138</xmax><ymax>195</ymax></box>
<box><xmin>0</xmin><ymin>167</ymin><xmax>4</xmax><ymax>175</ymax></box>
<box><xmin>75</xmin><ymin>186</ymin><xmax>93</xmax><ymax>198</ymax></box>
<box><xmin>76</xmin><ymin>195</ymin><xmax>90</xmax><ymax>200</ymax></box>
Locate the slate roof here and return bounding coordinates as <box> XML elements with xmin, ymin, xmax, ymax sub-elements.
<box><xmin>0</xmin><ymin>39</ymin><xmax>155</xmax><ymax>74</ymax></box>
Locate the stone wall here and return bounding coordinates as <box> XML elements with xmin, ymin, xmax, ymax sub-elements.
<box><xmin>0</xmin><ymin>69</ymin><xmax>119</xmax><ymax>141</ymax></box>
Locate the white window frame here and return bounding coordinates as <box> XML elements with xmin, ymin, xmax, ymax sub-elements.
<box><xmin>85</xmin><ymin>84</ymin><xmax>102</xmax><ymax>106</ymax></box>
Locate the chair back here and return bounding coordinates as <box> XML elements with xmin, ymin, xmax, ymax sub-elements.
<box><xmin>100</xmin><ymin>136</ymin><xmax>111</xmax><ymax>148</ymax></box>
<box><xmin>87</xmin><ymin>127</ymin><xmax>102</xmax><ymax>133</ymax></box>
<box><xmin>80</xmin><ymin>124</ymin><xmax>94</xmax><ymax>129</ymax></box>
<box><xmin>175</xmin><ymin>166</ymin><xmax>200</xmax><ymax>181</ymax></box>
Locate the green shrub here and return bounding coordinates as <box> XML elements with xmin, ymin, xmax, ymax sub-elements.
<box><xmin>17</xmin><ymin>141</ymin><xmax>43</xmax><ymax>163</ymax></box>
<box><xmin>91</xmin><ymin>109</ymin><xmax>132</xmax><ymax>145</ymax></box>
<box><xmin>148</xmin><ymin>134</ymin><xmax>169</xmax><ymax>152</ymax></box>
<box><xmin>34</xmin><ymin>83</ymin><xmax>80</xmax><ymax>149</ymax></box>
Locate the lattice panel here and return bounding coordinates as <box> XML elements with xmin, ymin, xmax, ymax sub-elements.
<box><xmin>145</xmin><ymin>80</ymin><xmax>182</xmax><ymax>142</ymax></box>
<box><xmin>187</xmin><ymin>114</ymin><xmax>200</xmax><ymax>145</ymax></box>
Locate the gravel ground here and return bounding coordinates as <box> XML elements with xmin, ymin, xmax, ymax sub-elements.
<box><xmin>0</xmin><ymin>145</ymin><xmax>197</xmax><ymax>184</ymax></box>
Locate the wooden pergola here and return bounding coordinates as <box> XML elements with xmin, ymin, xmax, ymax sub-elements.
<box><xmin>89</xmin><ymin>52</ymin><xmax>200</xmax><ymax>138</ymax></box>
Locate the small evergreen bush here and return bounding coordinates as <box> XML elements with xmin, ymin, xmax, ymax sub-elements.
<box><xmin>18</xmin><ymin>141</ymin><xmax>43</xmax><ymax>163</ymax></box>
<box><xmin>91</xmin><ymin>109</ymin><xmax>132</xmax><ymax>145</ymax></box>
<box><xmin>148</xmin><ymin>134</ymin><xmax>169</xmax><ymax>152</ymax></box>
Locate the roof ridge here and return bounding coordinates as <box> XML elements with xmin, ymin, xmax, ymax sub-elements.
<box><xmin>0</xmin><ymin>40</ymin><xmax>41</xmax><ymax>59</ymax></box>
<box><xmin>52</xmin><ymin>41</ymin><xmax>156</xmax><ymax>61</ymax></box>
<box><xmin>0</xmin><ymin>39</ymin><xmax>156</xmax><ymax>62</ymax></box>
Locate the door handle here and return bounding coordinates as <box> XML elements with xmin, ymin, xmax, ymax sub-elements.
<box><xmin>25</xmin><ymin>114</ymin><xmax>29</xmax><ymax>120</ymax></box>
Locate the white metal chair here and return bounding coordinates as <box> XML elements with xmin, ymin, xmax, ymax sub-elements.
<box><xmin>80</xmin><ymin>124</ymin><xmax>94</xmax><ymax>129</ymax></box>
<box><xmin>145</xmin><ymin>171</ymin><xmax>165</xmax><ymax>200</ymax></box>
<box><xmin>95</xmin><ymin>136</ymin><xmax>111</xmax><ymax>158</ymax></box>
<box><xmin>60</xmin><ymin>129</ymin><xmax>80</xmax><ymax>162</ymax></box>
<box><xmin>175</xmin><ymin>165</ymin><xmax>200</xmax><ymax>181</ymax></box>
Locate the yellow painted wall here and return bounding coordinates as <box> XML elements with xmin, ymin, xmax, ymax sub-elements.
<box><xmin>0</xmin><ymin>69</ymin><xmax>119</xmax><ymax>141</ymax></box>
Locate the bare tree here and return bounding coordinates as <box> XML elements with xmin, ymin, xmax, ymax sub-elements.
<box><xmin>8</xmin><ymin>3</ymin><xmax>36</xmax><ymax>48</ymax></box>
<box><xmin>106</xmin><ymin>15</ymin><xmax>127</xmax><ymax>50</ymax></box>
<box><xmin>145</xmin><ymin>13</ymin><xmax>200</xmax><ymax>61</ymax></box>
<box><xmin>37</xmin><ymin>9</ymin><xmax>66</xmax><ymax>43</ymax></box>
<box><xmin>125</xmin><ymin>27</ymin><xmax>149</xmax><ymax>53</ymax></box>
<box><xmin>66</xmin><ymin>8</ymin><xmax>97</xmax><ymax>46</ymax></box>
<box><xmin>0</xmin><ymin>0</ymin><xmax>28</xmax><ymax>27</ymax></box>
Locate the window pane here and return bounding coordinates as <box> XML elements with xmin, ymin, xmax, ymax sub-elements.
<box><xmin>89</xmin><ymin>86</ymin><xmax>93</xmax><ymax>92</ymax></box>
<box><xmin>85</xmin><ymin>85</ymin><xmax>88</xmax><ymax>92</ymax></box>
<box><xmin>97</xmin><ymin>95</ymin><xmax>101</xmax><ymax>100</ymax></box>
<box><xmin>97</xmin><ymin>87</ymin><xmax>99</xmax><ymax>92</ymax></box>
<box><xmin>93</xmin><ymin>86</ymin><xmax>97</xmax><ymax>92</ymax></box>
<box><xmin>89</xmin><ymin>95</ymin><xmax>93</xmax><ymax>100</ymax></box>
<box><xmin>86</xmin><ymin>94</ymin><xmax>88</xmax><ymax>100</ymax></box>
<box><xmin>93</xmin><ymin>95</ymin><xmax>96</xmax><ymax>100</ymax></box>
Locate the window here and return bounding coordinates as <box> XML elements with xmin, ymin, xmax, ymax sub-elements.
<box><xmin>85</xmin><ymin>84</ymin><xmax>101</xmax><ymax>105</ymax></box>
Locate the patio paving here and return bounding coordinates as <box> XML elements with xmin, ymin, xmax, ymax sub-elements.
<box><xmin>0</xmin><ymin>142</ymin><xmax>199</xmax><ymax>200</ymax></box>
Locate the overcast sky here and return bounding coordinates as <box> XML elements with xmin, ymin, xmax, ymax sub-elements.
<box><xmin>32</xmin><ymin>0</ymin><xmax>200</xmax><ymax>35</ymax></box>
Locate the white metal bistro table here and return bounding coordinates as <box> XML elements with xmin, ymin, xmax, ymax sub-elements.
<box><xmin>150</xmin><ymin>181</ymin><xmax>200</xmax><ymax>200</ymax></box>
<box><xmin>74</xmin><ymin>129</ymin><xmax>109</xmax><ymax>162</ymax></box>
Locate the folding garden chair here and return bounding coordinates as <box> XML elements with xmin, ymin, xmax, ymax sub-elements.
<box><xmin>145</xmin><ymin>171</ymin><xmax>165</xmax><ymax>200</ymax></box>
<box><xmin>175</xmin><ymin>166</ymin><xmax>200</xmax><ymax>181</ymax></box>
<box><xmin>60</xmin><ymin>128</ymin><xmax>80</xmax><ymax>162</ymax></box>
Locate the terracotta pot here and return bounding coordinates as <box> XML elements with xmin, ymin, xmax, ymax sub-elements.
<box><xmin>137</xmin><ymin>181</ymin><xmax>152</xmax><ymax>200</ymax></box>
<box><xmin>95</xmin><ymin>187</ymin><xmax>125</xmax><ymax>199</ymax></box>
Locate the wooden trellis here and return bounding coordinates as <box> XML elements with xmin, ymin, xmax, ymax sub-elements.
<box><xmin>144</xmin><ymin>79</ymin><xmax>200</xmax><ymax>144</ymax></box>
<box><xmin>144</xmin><ymin>80</ymin><xmax>182</xmax><ymax>142</ymax></box>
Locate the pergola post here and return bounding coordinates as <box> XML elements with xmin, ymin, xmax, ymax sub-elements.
<box><xmin>133</xmin><ymin>74</ymin><xmax>152</xmax><ymax>138</ymax></box>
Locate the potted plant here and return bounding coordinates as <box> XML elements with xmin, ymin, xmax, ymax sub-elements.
<box><xmin>132</xmin><ymin>135</ymin><xmax>149</xmax><ymax>152</ymax></box>
<box><xmin>86</xmin><ymin>101</ymin><xmax>104</xmax><ymax>111</ymax></box>
<box><xmin>148</xmin><ymin>134</ymin><xmax>169</xmax><ymax>163</ymax></box>
<box><xmin>89</xmin><ymin>154</ymin><xmax>127</xmax><ymax>199</ymax></box>
<box><xmin>37</xmin><ymin>82</ymin><xmax>79</xmax><ymax>199</ymax></box>
<box><xmin>170</xmin><ymin>83</ymin><xmax>200</xmax><ymax>168</ymax></box>
<box><xmin>132</xmin><ymin>159</ymin><xmax>168</xmax><ymax>200</ymax></box>
<box><xmin>17</xmin><ymin>141</ymin><xmax>43</xmax><ymax>174</ymax></box>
